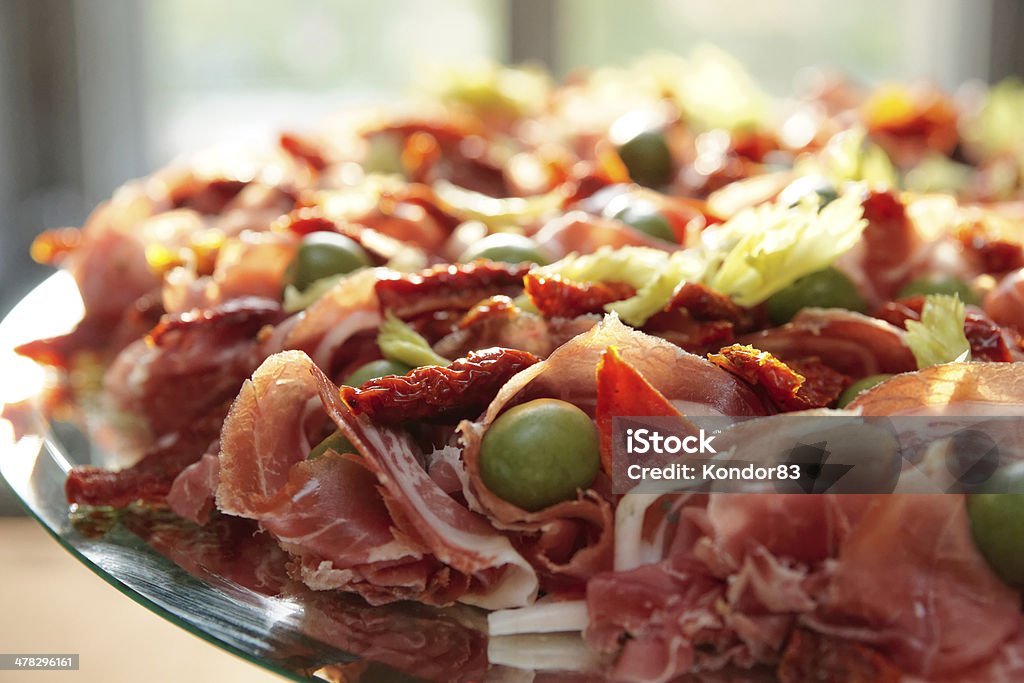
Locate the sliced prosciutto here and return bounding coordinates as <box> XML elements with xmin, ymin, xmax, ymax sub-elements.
<box><xmin>216</xmin><ymin>350</ymin><xmax>538</xmax><ymax>609</ymax></box>
<box><xmin>740</xmin><ymin>308</ymin><xmax>916</xmax><ymax>379</ymax></box>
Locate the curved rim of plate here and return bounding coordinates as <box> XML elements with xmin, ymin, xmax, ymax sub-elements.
<box><xmin>0</xmin><ymin>272</ymin><xmax>313</xmax><ymax>683</ymax></box>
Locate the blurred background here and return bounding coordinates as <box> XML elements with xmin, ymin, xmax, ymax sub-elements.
<box><xmin>0</xmin><ymin>1</ymin><xmax>1023</xmax><ymax>679</ymax></box>
<box><xmin>4</xmin><ymin>0</ymin><xmax>1024</xmax><ymax>319</ymax></box>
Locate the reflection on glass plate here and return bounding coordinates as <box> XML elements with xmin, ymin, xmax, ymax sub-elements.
<box><xmin>0</xmin><ymin>274</ymin><xmax>545</xmax><ymax>683</ymax></box>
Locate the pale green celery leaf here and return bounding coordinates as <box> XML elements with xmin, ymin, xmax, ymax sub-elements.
<box><xmin>803</xmin><ymin>127</ymin><xmax>898</xmax><ymax>188</ymax></box>
<box><xmin>283</xmin><ymin>275</ymin><xmax>345</xmax><ymax>314</ymax></box>
<box><xmin>673</xmin><ymin>45</ymin><xmax>769</xmax><ymax>132</ymax></box>
<box><xmin>433</xmin><ymin>180</ymin><xmax>565</xmax><ymax>229</ymax></box>
<box><xmin>424</xmin><ymin>63</ymin><xmax>551</xmax><ymax>119</ymax></box>
<box><xmin>964</xmin><ymin>77</ymin><xmax>1024</xmax><ymax>159</ymax></box>
<box><xmin>378</xmin><ymin>312</ymin><xmax>451</xmax><ymax>368</ymax></box>
<box><xmin>606</xmin><ymin>251</ymin><xmax>706</xmax><ymax>326</ymax></box>
<box><xmin>535</xmin><ymin>246</ymin><xmax>672</xmax><ymax>290</ymax></box>
<box><xmin>903</xmin><ymin>154</ymin><xmax>973</xmax><ymax>194</ymax></box>
<box><xmin>905</xmin><ymin>294</ymin><xmax>971</xmax><ymax>369</ymax></box>
<box><xmin>706</xmin><ymin>193</ymin><xmax>867</xmax><ymax>307</ymax></box>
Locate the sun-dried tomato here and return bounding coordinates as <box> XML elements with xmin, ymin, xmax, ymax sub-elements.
<box><xmin>148</xmin><ymin>297</ymin><xmax>284</xmax><ymax>348</ymax></box>
<box><xmin>779</xmin><ymin>628</ymin><xmax>903</xmax><ymax>683</ymax></box>
<box><xmin>964</xmin><ymin>313</ymin><xmax>1014</xmax><ymax>362</ymax></box>
<box><xmin>279</xmin><ymin>132</ymin><xmax>328</xmax><ymax>170</ymax></box>
<box><xmin>665</xmin><ymin>282</ymin><xmax>748</xmax><ymax>324</ymax></box>
<box><xmin>65</xmin><ymin>418</ymin><xmax>221</xmax><ymax>508</ymax></box>
<box><xmin>340</xmin><ymin>348</ymin><xmax>540</xmax><ymax>423</ymax></box>
<box><xmin>708</xmin><ymin>344</ymin><xmax>850</xmax><ymax>412</ymax></box>
<box><xmin>523</xmin><ymin>273</ymin><xmax>636</xmax><ymax>318</ymax></box>
<box><xmin>957</xmin><ymin>221</ymin><xmax>1024</xmax><ymax>274</ymax></box>
<box><xmin>170</xmin><ymin>177</ymin><xmax>249</xmax><ymax>215</ymax></box>
<box><xmin>458</xmin><ymin>296</ymin><xmax>520</xmax><ymax>328</ymax></box>
<box><xmin>376</xmin><ymin>262</ymin><xmax>530</xmax><ymax>319</ymax></box>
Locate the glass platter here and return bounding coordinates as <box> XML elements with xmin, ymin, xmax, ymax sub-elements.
<box><xmin>0</xmin><ymin>273</ymin><xmax>579</xmax><ymax>683</ymax></box>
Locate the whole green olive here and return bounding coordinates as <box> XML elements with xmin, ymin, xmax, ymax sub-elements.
<box><xmin>897</xmin><ymin>276</ymin><xmax>980</xmax><ymax>305</ymax></box>
<box><xmin>308</xmin><ymin>430</ymin><xmax>355</xmax><ymax>460</ymax></box>
<box><xmin>479</xmin><ymin>398</ymin><xmax>600</xmax><ymax>512</ymax></box>
<box><xmin>342</xmin><ymin>359</ymin><xmax>414</xmax><ymax>388</ymax></box>
<box><xmin>612</xmin><ymin>200</ymin><xmax>676</xmax><ymax>243</ymax></box>
<box><xmin>836</xmin><ymin>374</ymin><xmax>893</xmax><ymax>408</ymax></box>
<box><xmin>765</xmin><ymin>266</ymin><xmax>867</xmax><ymax>325</ymax></box>
<box><xmin>616</xmin><ymin>129</ymin><xmax>673</xmax><ymax>188</ymax></box>
<box><xmin>459</xmin><ymin>233</ymin><xmax>549</xmax><ymax>265</ymax></box>
<box><xmin>285</xmin><ymin>232</ymin><xmax>371</xmax><ymax>292</ymax></box>
<box><xmin>968</xmin><ymin>461</ymin><xmax>1024</xmax><ymax>585</ymax></box>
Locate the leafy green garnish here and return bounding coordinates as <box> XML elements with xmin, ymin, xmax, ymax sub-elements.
<box><xmin>798</xmin><ymin>127</ymin><xmax>898</xmax><ymax>188</ymax></box>
<box><xmin>963</xmin><ymin>77</ymin><xmax>1024</xmax><ymax>160</ymax></box>
<box><xmin>425</xmin><ymin>63</ymin><xmax>551</xmax><ymax>119</ymax></box>
<box><xmin>433</xmin><ymin>181</ymin><xmax>565</xmax><ymax>230</ymax></box>
<box><xmin>534</xmin><ymin>193</ymin><xmax>866</xmax><ymax>325</ymax></box>
<box><xmin>671</xmin><ymin>45</ymin><xmax>769</xmax><ymax>132</ymax></box>
<box><xmin>282</xmin><ymin>275</ymin><xmax>344</xmax><ymax>314</ymax></box>
<box><xmin>377</xmin><ymin>312</ymin><xmax>450</xmax><ymax>368</ymax></box>
<box><xmin>704</xmin><ymin>192</ymin><xmax>867</xmax><ymax>306</ymax></box>
<box><xmin>534</xmin><ymin>246</ymin><xmax>672</xmax><ymax>290</ymax></box>
<box><xmin>904</xmin><ymin>294</ymin><xmax>971</xmax><ymax>368</ymax></box>
<box><xmin>606</xmin><ymin>251</ymin><xmax>706</xmax><ymax>326</ymax></box>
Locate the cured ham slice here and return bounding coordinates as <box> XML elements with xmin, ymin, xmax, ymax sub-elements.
<box><xmin>533</xmin><ymin>212</ymin><xmax>678</xmax><ymax>259</ymax></box>
<box><xmin>740</xmin><ymin>308</ymin><xmax>916</xmax><ymax>378</ymax></box>
<box><xmin>162</xmin><ymin>230</ymin><xmax>297</xmax><ymax>315</ymax></box>
<box><xmin>806</xmin><ymin>495</ymin><xmax>1021</xmax><ymax>677</ymax></box>
<box><xmin>848</xmin><ymin>362</ymin><xmax>1024</xmax><ymax>415</ymax></box>
<box><xmin>103</xmin><ymin>296</ymin><xmax>285</xmax><ymax>437</ymax></box>
<box><xmin>216</xmin><ymin>350</ymin><xmax>538</xmax><ymax>609</ymax></box>
<box><xmin>277</xmin><ymin>267</ymin><xmax>386</xmax><ymax>370</ymax></box>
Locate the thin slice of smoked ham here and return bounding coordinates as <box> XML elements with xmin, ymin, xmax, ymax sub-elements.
<box><xmin>740</xmin><ymin>308</ymin><xmax>916</xmax><ymax>379</ymax></box>
<box><xmin>849</xmin><ymin>362</ymin><xmax>1024</xmax><ymax>415</ymax></box>
<box><xmin>216</xmin><ymin>350</ymin><xmax>537</xmax><ymax>609</ymax></box>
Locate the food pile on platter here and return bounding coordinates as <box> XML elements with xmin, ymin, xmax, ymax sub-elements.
<box><xmin>18</xmin><ymin>48</ymin><xmax>1024</xmax><ymax>681</ymax></box>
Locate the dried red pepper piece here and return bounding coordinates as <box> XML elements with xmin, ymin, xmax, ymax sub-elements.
<box><xmin>664</xmin><ymin>282</ymin><xmax>747</xmax><ymax>324</ymax></box>
<box><xmin>148</xmin><ymin>297</ymin><xmax>283</xmax><ymax>348</ymax></box>
<box><xmin>376</xmin><ymin>262</ymin><xmax>530</xmax><ymax>319</ymax></box>
<box><xmin>340</xmin><ymin>347</ymin><xmax>539</xmax><ymax>424</ymax></box>
<box><xmin>708</xmin><ymin>344</ymin><xmax>850</xmax><ymax>412</ymax></box>
<box><xmin>964</xmin><ymin>313</ymin><xmax>1014</xmax><ymax>362</ymax></box>
<box><xmin>596</xmin><ymin>346</ymin><xmax>682</xmax><ymax>477</ymax></box>
<box><xmin>279</xmin><ymin>132</ymin><xmax>328</xmax><ymax>170</ymax></box>
<box><xmin>65</xmin><ymin>418</ymin><xmax>221</xmax><ymax>508</ymax></box>
<box><xmin>523</xmin><ymin>273</ymin><xmax>636</xmax><ymax>318</ymax></box>
<box><xmin>779</xmin><ymin>628</ymin><xmax>903</xmax><ymax>683</ymax></box>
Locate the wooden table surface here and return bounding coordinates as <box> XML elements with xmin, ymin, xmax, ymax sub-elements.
<box><xmin>0</xmin><ymin>517</ymin><xmax>285</xmax><ymax>682</ymax></box>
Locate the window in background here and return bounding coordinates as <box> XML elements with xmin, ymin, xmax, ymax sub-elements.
<box><xmin>557</xmin><ymin>0</ymin><xmax>992</xmax><ymax>93</ymax></box>
<box><xmin>142</xmin><ymin>0</ymin><xmax>504</xmax><ymax>166</ymax></box>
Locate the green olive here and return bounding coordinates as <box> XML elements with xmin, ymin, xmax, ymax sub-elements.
<box><xmin>285</xmin><ymin>232</ymin><xmax>372</xmax><ymax>292</ymax></box>
<box><xmin>765</xmin><ymin>266</ymin><xmax>867</xmax><ymax>325</ymax></box>
<box><xmin>836</xmin><ymin>374</ymin><xmax>893</xmax><ymax>408</ymax></box>
<box><xmin>479</xmin><ymin>399</ymin><xmax>600</xmax><ymax>512</ymax></box>
<box><xmin>968</xmin><ymin>462</ymin><xmax>1024</xmax><ymax>585</ymax></box>
<box><xmin>612</xmin><ymin>201</ymin><xmax>676</xmax><ymax>243</ymax></box>
<box><xmin>342</xmin><ymin>359</ymin><xmax>414</xmax><ymax>388</ymax></box>
<box><xmin>777</xmin><ymin>175</ymin><xmax>839</xmax><ymax>207</ymax></box>
<box><xmin>308</xmin><ymin>430</ymin><xmax>355</xmax><ymax>460</ymax></box>
<box><xmin>459</xmin><ymin>233</ymin><xmax>549</xmax><ymax>265</ymax></box>
<box><xmin>897</xmin><ymin>276</ymin><xmax>980</xmax><ymax>305</ymax></box>
<box><xmin>616</xmin><ymin>129</ymin><xmax>673</xmax><ymax>188</ymax></box>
